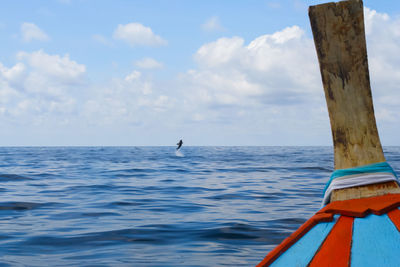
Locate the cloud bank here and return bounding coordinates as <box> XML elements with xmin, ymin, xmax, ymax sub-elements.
<box><xmin>1</xmin><ymin>7</ymin><xmax>400</xmax><ymax>145</ymax></box>
<box><xmin>181</xmin><ymin>25</ymin><xmax>321</xmax><ymax>114</ymax></box>
<box><xmin>0</xmin><ymin>50</ymin><xmax>85</xmax><ymax>125</ymax></box>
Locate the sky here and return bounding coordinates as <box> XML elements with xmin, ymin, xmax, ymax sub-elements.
<box><xmin>1</xmin><ymin>0</ymin><xmax>400</xmax><ymax>146</ymax></box>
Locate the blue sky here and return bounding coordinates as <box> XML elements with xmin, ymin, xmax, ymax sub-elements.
<box><xmin>1</xmin><ymin>0</ymin><xmax>400</xmax><ymax>146</ymax></box>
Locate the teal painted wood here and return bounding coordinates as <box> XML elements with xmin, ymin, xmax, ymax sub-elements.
<box><xmin>270</xmin><ymin>216</ymin><xmax>337</xmax><ymax>267</ymax></box>
<box><xmin>352</xmin><ymin>213</ymin><xmax>400</xmax><ymax>267</ymax></box>
<box><xmin>324</xmin><ymin>161</ymin><xmax>397</xmax><ymax>194</ymax></box>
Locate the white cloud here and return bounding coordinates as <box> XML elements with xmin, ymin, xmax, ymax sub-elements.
<box><xmin>92</xmin><ymin>34</ymin><xmax>112</xmax><ymax>46</ymax></box>
<box><xmin>202</xmin><ymin>16</ymin><xmax>225</xmax><ymax>32</ymax></box>
<box><xmin>0</xmin><ymin>63</ymin><xmax>24</xmax><ymax>106</ymax></box>
<box><xmin>180</xmin><ymin>69</ymin><xmax>262</xmax><ymax>107</ymax></box>
<box><xmin>364</xmin><ymin>8</ymin><xmax>390</xmax><ymax>36</ymax></box>
<box><xmin>0</xmin><ymin>50</ymin><xmax>86</xmax><ymax>124</ymax></box>
<box><xmin>1</xmin><ymin>50</ymin><xmax>174</xmax><ymax>133</ymax></box>
<box><xmin>0</xmin><ymin>62</ymin><xmax>26</xmax><ymax>83</ymax></box>
<box><xmin>173</xmin><ymin>24</ymin><xmax>325</xmax><ymax>144</ymax></box>
<box><xmin>187</xmin><ymin>25</ymin><xmax>320</xmax><ymax>109</ymax></box>
<box><xmin>134</xmin><ymin>57</ymin><xmax>163</xmax><ymax>69</ymax></box>
<box><xmin>113</xmin><ymin>23</ymin><xmax>167</xmax><ymax>46</ymax></box>
<box><xmin>195</xmin><ymin>36</ymin><xmax>244</xmax><ymax>67</ymax></box>
<box><xmin>2</xmin><ymin>7</ymin><xmax>400</xmax><ymax>145</ymax></box>
<box><xmin>83</xmin><ymin>70</ymin><xmax>174</xmax><ymax>126</ymax></box>
<box><xmin>124</xmin><ymin>70</ymin><xmax>142</xmax><ymax>82</ymax></box>
<box><xmin>364</xmin><ymin>8</ymin><xmax>400</xmax><ymax>107</ymax></box>
<box><xmin>20</xmin><ymin>22</ymin><xmax>49</xmax><ymax>42</ymax></box>
<box><xmin>17</xmin><ymin>50</ymin><xmax>86</xmax><ymax>84</ymax></box>
<box><xmin>360</xmin><ymin>8</ymin><xmax>400</xmax><ymax>145</ymax></box>
<box><xmin>173</xmin><ymin>8</ymin><xmax>400</xmax><ymax>145</ymax></box>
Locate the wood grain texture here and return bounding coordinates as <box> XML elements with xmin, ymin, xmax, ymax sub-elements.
<box><xmin>309</xmin><ymin>0</ymin><xmax>399</xmax><ymax>202</ymax></box>
<box><xmin>331</xmin><ymin>181</ymin><xmax>400</xmax><ymax>202</ymax></box>
<box><xmin>309</xmin><ymin>0</ymin><xmax>384</xmax><ymax>170</ymax></box>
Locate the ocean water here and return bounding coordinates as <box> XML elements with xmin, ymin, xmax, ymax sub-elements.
<box><xmin>0</xmin><ymin>146</ymin><xmax>399</xmax><ymax>266</ymax></box>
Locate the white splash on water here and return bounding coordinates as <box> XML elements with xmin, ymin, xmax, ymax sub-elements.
<box><xmin>175</xmin><ymin>149</ymin><xmax>184</xmax><ymax>157</ymax></box>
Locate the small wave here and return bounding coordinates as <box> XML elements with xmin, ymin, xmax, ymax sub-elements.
<box><xmin>108</xmin><ymin>168</ymin><xmax>157</xmax><ymax>174</ymax></box>
<box><xmin>148</xmin><ymin>203</ymin><xmax>205</xmax><ymax>213</ymax></box>
<box><xmin>32</xmin><ymin>173</ymin><xmax>57</xmax><ymax>178</ymax></box>
<box><xmin>161</xmin><ymin>178</ymin><xmax>175</xmax><ymax>183</ymax></box>
<box><xmin>0</xmin><ymin>174</ymin><xmax>32</xmax><ymax>182</ymax></box>
<box><xmin>20</xmin><ymin>228</ymin><xmax>174</xmax><ymax>249</ymax></box>
<box><xmin>159</xmin><ymin>168</ymin><xmax>189</xmax><ymax>174</ymax></box>
<box><xmin>19</xmin><ymin>222</ymin><xmax>274</xmax><ymax>250</ymax></box>
<box><xmin>206</xmin><ymin>193</ymin><xmax>254</xmax><ymax>201</ymax></box>
<box><xmin>50</xmin><ymin>211</ymin><xmax>121</xmax><ymax>220</ymax></box>
<box><xmin>267</xmin><ymin>217</ymin><xmax>307</xmax><ymax>227</ymax></box>
<box><xmin>254</xmin><ymin>192</ymin><xmax>290</xmax><ymax>200</ymax></box>
<box><xmin>162</xmin><ymin>186</ymin><xmax>224</xmax><ymax>194</ymax></box>
<box><xmin>193</xmin><ymin>222</ymin><xmax>289</xmax><ymax>245</ymax></box>
<box><xmin>109</xmin><ymin>201</ymin><xmax>144</xmax><ymax>207</ymax></box>
<box><xmin>107</xmin><ymin>198</ymin><xmax>207</xmax><ymax>213</ymax></box>
<box><xmin>0</xmin><ymin>202</ymin><xmax>51</xmax><ymax>211</ymax></box>
<box><xmin>66</xmin><ymin>184</ymin><xmax>129</xmax><ymax>194</ymax></box>
<box><xmin>300</xmin><ymin>166</ymin><xmax>332</xmax><ymax>172</ymax></box>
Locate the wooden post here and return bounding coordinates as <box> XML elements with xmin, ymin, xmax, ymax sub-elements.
<box><xmin>309</xmin><ymin>0</ymin><xmax>400</xmax><ymax>202</ymax></box>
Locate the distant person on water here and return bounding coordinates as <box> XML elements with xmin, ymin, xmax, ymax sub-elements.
<box><xmin>176</xmin><ymin>139</ymin><xmax>183</xmax><ymax>150</ymax></box>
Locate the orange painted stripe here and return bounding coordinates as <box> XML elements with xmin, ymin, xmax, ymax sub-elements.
<box><xmin>388</xmin><ymin>208</ymin><xmax>400</xmax><ymax>232</ymax></box>
<box><xmin>256</xmin><ymin>213</ymin><xmax>334</xmax><ymax>267</ymax></box>
<box><xmin>308</xmin><ymin>216</ymin><xmax>353</xmax><ymax>267</ymax></box>
<box><xmin>318</xmin><ymin>193</ymin><xmax>400</xmax><ymax>218</ymax></box>
<box><xmin>257</xmin><ymin>194</ymin><xmax>400</xmax><ymax>267</ymax></box>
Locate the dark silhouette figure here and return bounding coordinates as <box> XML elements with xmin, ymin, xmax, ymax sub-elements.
<box><xmin>176</xmin><ymin>139</ymin><xmax>183</xmax><ymax>150</ymax></box>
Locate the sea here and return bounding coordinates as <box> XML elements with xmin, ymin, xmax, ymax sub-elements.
<box><xmin>0</xmin><ymin>146</ymin><xmax>399</xmax><ymax>267</ymax></box>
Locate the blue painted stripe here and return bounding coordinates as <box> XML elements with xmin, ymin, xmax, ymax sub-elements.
<box><xmin>270</xmin><ymin>216</ymin><xmax>337</xmax><ymax>267</ymax></box>
<box><xmin>352</xmin><ymin>214</ymin><xmax>400</xmax><ymax>267</ymax></box>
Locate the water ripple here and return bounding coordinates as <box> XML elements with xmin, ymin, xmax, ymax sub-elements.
<box><xmin>0</xmin><ymin>146</ymin><xmax>391</xmax><ymax>266</ymax></box>
<box><xmin>0</xmin><ymin>174</ymin><xmax>32</xmax><ymax>182</ymax></box>
<box><xmin>0</xmin><ymin>202</ymin><xmax>53</xmax><ymax>211</ymax></box>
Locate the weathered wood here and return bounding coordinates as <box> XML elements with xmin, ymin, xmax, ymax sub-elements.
<box><xmin>309</xmin><ymin>0</ymin><xmax>400</xmax><ymax>202</ymax></box>
<box><xmin>309</xmin><ymin>0</ymin><xmax>384</xmax><ymax>170</ymax></box>
<box><xmin>330</xmin><ymin>181</ymin><xmax>400</xmax><ymax>202</ymax></box>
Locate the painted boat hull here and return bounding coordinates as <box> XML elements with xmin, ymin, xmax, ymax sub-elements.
<box><xmin>257</xmin><ymin>194</ymin><xmax>400</xmax><ymax>266</ymax></box>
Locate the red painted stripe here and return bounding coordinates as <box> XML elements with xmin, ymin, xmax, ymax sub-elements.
<box><xmin>308</xmin><ymin>216</ymin><xmax>353</xmax><ymax>267</ymax></box>
<box><xmin>318</xmin><ymin>193</ymin><xmax>400</xmax><ymax>217</ymax></box>
<box><xmin>388</xmin><ymin>208</ymin><xmax>400</xmax><ymax>232</ymax></box>
<box><xmin>256</xmin><ymin>213</ymin><xmax>334</xmax><ymax>267</ymax></box>
<box><xmin>257</xmin><ymin>194</ymin><xmax>400</xmax><ymax>266</ymax></box>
